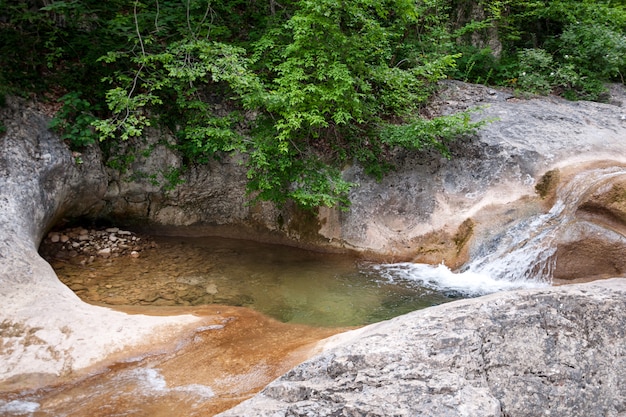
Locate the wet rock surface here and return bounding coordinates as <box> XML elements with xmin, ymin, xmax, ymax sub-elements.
<box><xmin>218</xmin><ymin>279</ymin><xmax>626</xmax><ymax>417</ymax></box>
<box><xmin>0</xmin><ymin>304</ymin><xmax>344</xmax><ymax>417</ymax></box>
<box><xmin>0</xmin><ymin>97</ymin><xmax>200</xmax><ymax>388</ymax></box>
<box><xmin>554</xmin><ymin>170</ymin><xmax>626</xmax><ymax>281</ymax></box>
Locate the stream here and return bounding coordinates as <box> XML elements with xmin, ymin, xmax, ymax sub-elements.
<box><xmin>4</xmin><ymin>164</ymin><xmax>625</xmax><ymax>417</ymax></box>
<box><xmin>1</xmin><ymin>232</ymin><xmax>547</xmax><ymax>417</ymax></box>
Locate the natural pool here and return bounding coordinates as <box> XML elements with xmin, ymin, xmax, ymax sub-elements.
<box><xmin>16</xmin><ymin>231</ymin><xmax>549</xmax><ymax>417</ymax></box>
<box><xmin>5</xmin><ymin>233</ymin><xmax>464</xmax><ymax>417</ymax></box>
<box><xmin>48</xmin><ymin>234</ymin><xmax>462</xmax><ymax>327</ymax></box>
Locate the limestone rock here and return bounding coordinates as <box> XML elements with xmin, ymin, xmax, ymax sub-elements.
<box><xmin>218</xmin><ymin>279</ymin><xmax>626</xmax><ymax>417</ymax></box>
<box><xmin>93</xmin><ymin>82</ymin><xmax>626</xmax><ymax>271</ymax></box>
<box><xmin>0</xmin><ymin>97</ymin><xmax>199</xmax><ymax>389</ymax></box>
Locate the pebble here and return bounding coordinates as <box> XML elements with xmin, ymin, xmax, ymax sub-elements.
<box><xmin>206</xmin><ymin>283</ymin><xmax>219</xmax><ymax>295</ymax></box>
<box><xmin>98</xmin><ymin>248</ymin><xmax>112</xmax><ymax>256</ymax></box>
<box><xmin>40</xmin><ymin>226</ymin><xmax>152</xmax><ymax>263</ymax></box>
<box><xmin>69</xmin><ymin>283</ymin><xmax>87</xmax><ymax>291</ymax></box>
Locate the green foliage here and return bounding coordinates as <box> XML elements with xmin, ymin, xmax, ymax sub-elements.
<box><xmin>516</xmin><ymin>48</ymin><xmax>556</xmax><ymax>95</ymax></box>
<box><xmin>452</xmin><ymin>46</ymin><xmax>499</xmax><ymax>85</ymax></box>
<box><xmin>49</xmin><ymin>92</ymin><xmax>100</xmax><ymax>147</ymax></box>
<box><xmin>556</xmin><ymin>22</ymin><xmax>626</xmax><ymax>99</ymax></box>
<box><xmin>240</xmin><ymin>0</ymin><xmax>472</xmax><ymax>207</ymax></box>
<box><xmin>0</xmin><ymin>0</ymin><xmax>128</xmax><ymax>95</ymax></box>
<box><xmin>449</xmin><ymin>0</ymin><xmax>625</xmax><ymax>100</ymax></box>
<box><xmin>246</xmin><ymin>137</ymin><xmax>355</xmax><ymax>209</ymax></box>
<box><xmin>559</xmin><ymin>23</ymin><xmax>626</xmax><ymax>81</ymax></box>
<box><xmin>161</xmin><ymin>166</ymin><xmax>186</xmax><ymax>191</ymax></box>
<box><xmin>1</xmin><ymin>0</ymin><xmax>492</xmax><ymax>209</ymax></box>
<box><xmin>87</xmin><ymin>0</ymin><xmax>479</xmax><ymax>209</ymax></box>
<box><xmin>379</xmin><ymin>110</ymin><xmax>487</xmax><ymax>158</ymax></box>
<box><xmin>514</xmin><ymin>19</ymin><xmax>626</xmax><ymax>99</ymax></box>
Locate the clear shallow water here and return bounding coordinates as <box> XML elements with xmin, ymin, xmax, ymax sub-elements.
<box><xmin>25</xmin><ymin>234</ymin><xmax>550</xmax><ymax>417</ymax></box>
<box><xmin>50</xmin><ymin>235</ymin><xmax>546</xmax><ymax>328</ymax></box>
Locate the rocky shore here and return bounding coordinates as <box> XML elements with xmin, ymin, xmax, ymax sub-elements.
<box><xmin>218</xmin><ymin>279</ymin><xmax>626</xmax><ymax>417</ymax></box>
<box><xmin>39</xmin><ymin>226</ymin><xmax>156</xmax><ymax>263</ymax></box>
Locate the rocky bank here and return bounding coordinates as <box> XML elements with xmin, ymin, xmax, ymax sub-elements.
<box><xmin>217</xmin><ymin>279</ymin><xmax>626</xmax><ymax>417</ymax></box>
<box><xmin>0</xmin><ymin>98</ymin><xmax>201</xmax><ymax>390</ymax></box>
<box><xmin>2</xmin><ymin>82</ymin><xmax>626</xmax><ymax>415</ymax></box>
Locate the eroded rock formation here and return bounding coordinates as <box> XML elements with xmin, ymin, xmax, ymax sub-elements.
<box><xmin>217</xmin><ymin>279</ymin><xmax>626</xmax><ymax>417</ymax></box>
<box><xmin>555</xmin><ymin>172</ymin><xmax>626</xmax><ymax>280</ymax></box>
<box><xmin>0</xmin><ymin>98</ymin><xmax>201</xmax><ymax>390</ymax></box>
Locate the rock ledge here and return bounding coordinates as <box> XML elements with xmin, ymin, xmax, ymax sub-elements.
<box><xmin>218</xmin><ymin>279</ymin><xmax>626</xmax><ymax>417</ymax></box>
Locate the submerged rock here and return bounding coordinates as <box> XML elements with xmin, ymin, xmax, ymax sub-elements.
<box><xmin>218</xmin><ymin>279</ymin><xmax>626</xmax><ymax>417</ymax></box>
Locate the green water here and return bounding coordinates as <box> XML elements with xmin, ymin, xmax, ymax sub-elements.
<box><xmin>50</xmin><ymin>235</ymin><xmax>459</xmax><ymax>327</ymax></box>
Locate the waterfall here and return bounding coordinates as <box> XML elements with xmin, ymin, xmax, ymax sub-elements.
<box><xmin>375</xmin><ymin>165</ymin><xmax>626</xmax><ymax>296</ymax></box>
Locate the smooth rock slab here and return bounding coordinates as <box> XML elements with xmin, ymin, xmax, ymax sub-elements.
<box><xmin>218</xmin><ymin>279</ymin><xmax>626</xmax><ymax>417</ymax></box>
<box><xmin>0</xmin><ymin>97</ymin><xmax>200</xmax><ymax>389</ymax></box>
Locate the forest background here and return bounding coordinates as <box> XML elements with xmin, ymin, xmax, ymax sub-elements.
<box><xmin>1</xmin><ymin>0</ymin><xmax>625</xmax><ymax>209</ymax></box>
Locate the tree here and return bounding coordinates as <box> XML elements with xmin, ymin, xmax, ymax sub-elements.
<box><xmin>92</xmin><ymin>0</ymin><xmax>483</xmax><ymax>208</ymax></box>
<box><xmin>24</xmin><ymin>1</ymin><xmax>625</xmax><ymax>208</ymax></box>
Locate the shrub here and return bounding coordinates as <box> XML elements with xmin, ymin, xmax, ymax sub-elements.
<box><xmin>49</xmin><ymin>92</ymin><xmax>100</xmax><ymax>148</ymax></box>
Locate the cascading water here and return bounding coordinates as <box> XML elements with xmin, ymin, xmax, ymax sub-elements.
<box><xmin>376</xmin><ymin>165</ymin><xmax>626</xmax><ymax>297</ymax></box>
<box><xmin>9</xmin><ymin>165</ymin><xmax>626</xmax><ymax>417</ymax></box>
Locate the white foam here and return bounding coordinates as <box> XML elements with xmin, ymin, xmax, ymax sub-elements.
<box><xmin>125</xmin><ymin>367</ymin><xmax>215</xmax><ymax>399</ymax></box>
<box><xmin>375</xmin><ymin>262</ymin><xmax>548</xmax><ymax>297</ymax></box>
<box><xmin>0</xmin><ymin>400</ymin><xmax>41</xmax><ymax>415</ymax></box>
